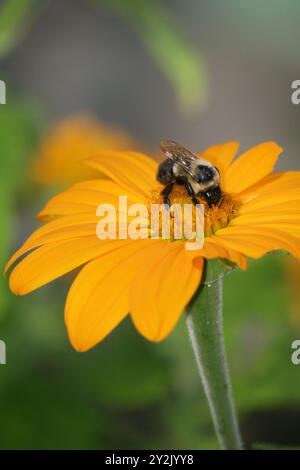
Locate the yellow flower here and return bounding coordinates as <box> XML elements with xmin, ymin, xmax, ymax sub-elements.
<box><xmin>32</xmin><ymin>114</ymin><xmax>142</xmax><ymax>185</ymax></box>
<box><xmin>6</xmin><ymin>141</ymin><xmax>300</xmax><ymax>351</ymax></box>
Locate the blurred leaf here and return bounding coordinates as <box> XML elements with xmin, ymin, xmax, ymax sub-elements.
<box><xmin>0</xmin><ymin>99</ymin><xmax>43</xmax><ymax>315</ymax></box>
<box><xmin>0</xmin><ymin>0</ymin><xmax>40</xmax><ymax>58</ymax></box>
<box><xmin>101</xmin><ymin>0</ymin><xmax>207</xmax><ymax>113</ymax></box>
<box><xmin>223</xmin><ymin>255</ymin><xmax>300</xmax><ymax>412</ymax></box>
<box><xmin>64</xmin><ymin>322</ymin><xmax>171</xmax><ymax>408</ymax></box>
<box><xmin>254</xmin><ymin>442</ymin><xmax>300</xmax><ymax>450</ymax></box>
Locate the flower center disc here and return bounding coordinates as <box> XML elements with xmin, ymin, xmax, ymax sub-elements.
<box><xmin>149</xmin><ymin>185</ymin><xmax>240</xmax><ymax>239</ymax></box>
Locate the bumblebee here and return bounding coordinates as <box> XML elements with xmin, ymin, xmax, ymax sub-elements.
<box><xmin>157</xmin><ymin>140</ymin><xmax>222</xmax><ymax>206</ymax></box>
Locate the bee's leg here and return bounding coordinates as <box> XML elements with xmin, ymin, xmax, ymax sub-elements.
<box><xmin>160</xmin><ymin>182</ymin><xmax>174</xmax><ymax>207</ymax></box>
<box><xmin>184</xmin><ymin>181</ymin><xmax>199</xmax><ymax>206</ymax></box>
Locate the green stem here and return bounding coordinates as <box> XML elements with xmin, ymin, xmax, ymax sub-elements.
<box><xmin>185</xmin><ymin>259</ymin><xmax>243</xmax><ymax>450</ymax></box>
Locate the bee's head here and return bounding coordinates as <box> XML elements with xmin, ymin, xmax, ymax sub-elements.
<box><xmin>201</xmin><ymin>186</ymin><xmax>222</xmax><ymax>206</ymax></box>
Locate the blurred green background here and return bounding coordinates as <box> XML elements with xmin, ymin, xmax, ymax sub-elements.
<box><xmin>0</xmin><ymin>0</ymin><xmax>300</xmax><ymax>450</ymax></box>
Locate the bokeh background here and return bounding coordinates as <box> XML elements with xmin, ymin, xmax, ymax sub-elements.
<box><xmin>1</xmin><ymin>0</ymin><xmax>300</xmax><ymax>450</ymax></box>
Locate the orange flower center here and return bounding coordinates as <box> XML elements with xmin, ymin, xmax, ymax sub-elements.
<box><xmin>148</xmin><ymin>185</ymin><xmax>241</xmax><ymax>239</ymax></box>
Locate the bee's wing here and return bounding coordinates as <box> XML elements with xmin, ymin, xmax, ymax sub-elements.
<box><xmin>160</xmin><ymin>140</ymin><xmax>198</xmax><ymax>179</ymax></box>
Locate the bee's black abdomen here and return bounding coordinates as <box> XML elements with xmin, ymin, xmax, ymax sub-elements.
<box><xmin>201</xmin><ymin>186</ymin><xmax>222</xmax><ymax>206</ymax></box>
<box><xmin>156</xmin><ymin>159</ymin><xmax>174</xmax><ymax>184</ymax></box>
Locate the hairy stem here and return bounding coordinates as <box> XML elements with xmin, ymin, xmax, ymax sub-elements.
<box><xmin>186</xmin><ymin>259</ymin><xmax>243</xmax><ymax>450</ymax></box>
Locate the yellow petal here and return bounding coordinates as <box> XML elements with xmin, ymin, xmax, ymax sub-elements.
<box><xmin>225</xmin><ymin>142</ymin><xmax>282</xmax><ymax>194</ymax></box>
<box><xmin>9</xmin><ymin>238</ymin><xmax>131</xmax><ymax>295</ymax></box>
<box><xmin>38</xmin><ymin>179</ymin><xmax>141</xmax><ymax>221</ymax></box>
<box><xmin>183</xmin><ymin>237</ymin><xmax>247</xmax><ymax>270</ymax></box>
<box><xmin>130</xmin><ymin>242</ymin><xmax>203</xmax><ymax>342</ymax></box>
<box><xmin>214</xmin><ymin>226</ymin><xmax>300</xmax><ymax>259</ymax></box>
<box><xmin>232</xmin><ymin>211</ymin><xmax>300</xmax><ymax>228</ymax></box>
<box><xmin>236</xmin><ymin>221</ymin><xmax>300</xmax><ymax>239</ymax></box>
<box><xmin>5</xmin><ymin>206</ymin><xmax>150</xmax><ymax>275</ymax></box>
<box><xmin>238</xmin><ymin>172</ymin><xmax>300</xmax><ymax>212</ymax></box>
<box><xmin>85</xmin><ymin>151</ymin><xmax>158</xmax><ymax>199</ymax></box>
<box><xmin>5</xmin><ymin>214</ymin><xmax>102</xmax><ymax>273</ymax></box>
<box><xmin>240</xmin><ymin>199</ymin><xmax>300</xmax><ymax>216</ymax></box>
<box><xmin>228</xmin><ymin>201</ymin><xmax>300</xmax><ymax>236</ymax></box>
<box><xmin>65</xmin><ymin>240</ymin><xmax>155</xmax><ymax>351</ymax></box>
<box><xmin>242</xmin><ymin>172</ymin><xmax>300</xmax><ymax>194</ymax></box>
<box><xmin>202</xmin><ymin>238</ymin><xmax>248</xmax><ymax>270</ymax></box>
<box><xmin>200</xmin><ymin>141</ymin><xmax>240</xmax><ymax>169</ymax></box>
